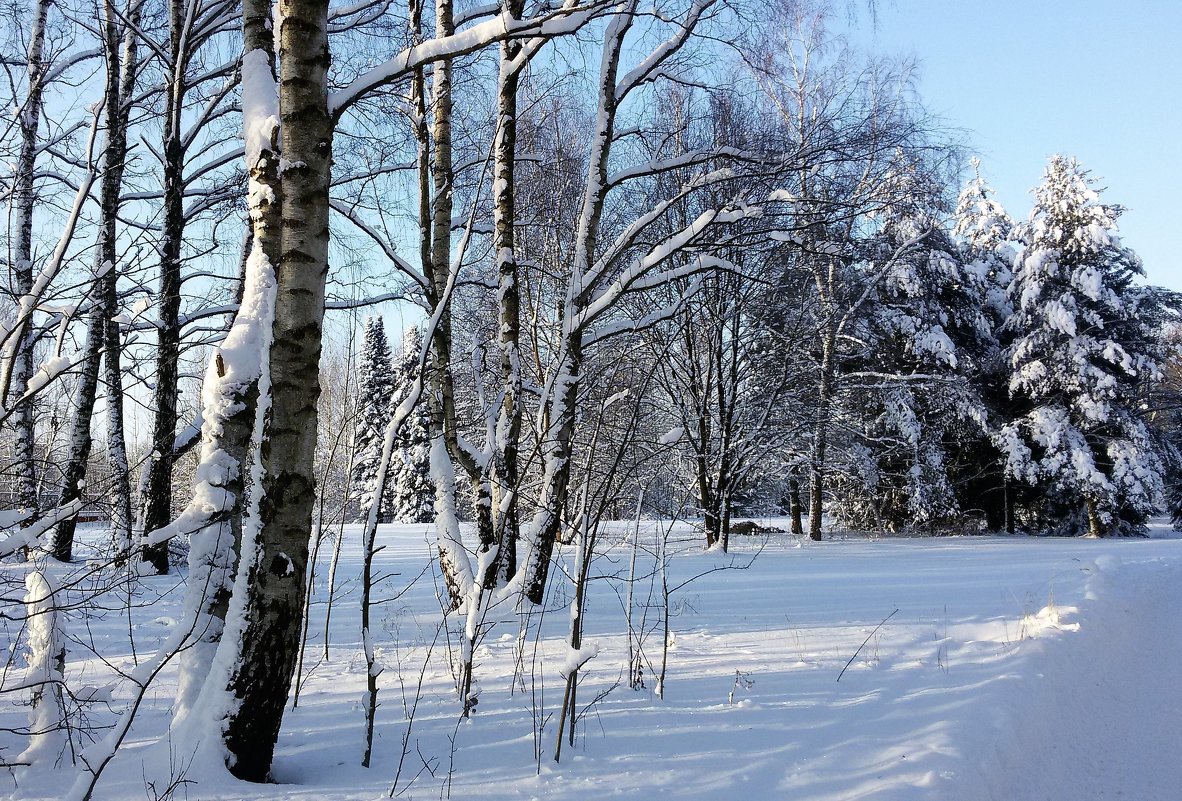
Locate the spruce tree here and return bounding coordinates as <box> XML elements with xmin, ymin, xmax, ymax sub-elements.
<box><xmin>954</xmin><ymin>158</ymin><xmax>1015</xmax><ymax>328</ymax></box>
<box><xmin>999</xmin><ymin>155</ymin><xmax>1163</xmax><ymax>536</ymax></box>
<box><xmin>388</xmin><ymin>325</ymin><xmax>434</xmax><ymax>523</ymax></box>
<box><xmin>351</xmin><ymin>316</ymin><xmax>398</xmax><ymax>524</ymax></box>
<box><xmin>952</xmin><ymin>161</ymin><xmax>1019</xmax><ymax>531</ymax></box>
<box><xmin>831</xmin><ymin>216</ymin><xmax>995</xmax><ymax>532</ymax></box>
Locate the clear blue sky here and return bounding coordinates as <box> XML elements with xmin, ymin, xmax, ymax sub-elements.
<box><xmin>851</xmin><ymin>1</ymin><xmax>1182</xmax><ymax>290</ymax></box>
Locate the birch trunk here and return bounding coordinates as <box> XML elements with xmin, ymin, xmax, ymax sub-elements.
<box><xmin>139</xmin><ymin>0</ymin><xmax>188</xmax><ymax>573</ymax></box>
<box><xmin>4</xmin><ymin>0</ymin><xmax>52</xmax><ymax>515</ymax></box>
<box><xmin>714</xmin><ymin>290</ymin><xmax>738</xmax><ymax>553</ymax></box>
<box><xmin>524</xmin><ymin>341</ymin><xmax>582</xmax><ymax>604</ymax></box>
<box><xmin>521</xmin><ymin>5</ymin><xmax>634</xmax><ymax>604</ymax></box>
<box><xmin>170</xmin><ymin>0</ymin><xmax>283</xmax><ymax>727</ymax></box>
<box><xmin>50</xmin><ymin>281</ymin><xmax>103</xmax><ymax>562</ymax></box>
<box><xmin>788</xmin><ymin>478</ymin><xmax>804</xmax><ymax>535</ymax></box>
<box><xmin>1085</xmin><ymin>497</ymin><xmax>1105</xmax><ymax>538</ymax></box>
<box><xmin>102</xmin><ymin>0</ymin><xmax>140</xmax><ymax>559</ymax></box>
<box><xmin>407</xmin><ymin>11</ymin><xmax>472</xmax><ymax>609</ymax></box>
<box><xmin>423</xmin><ymin>0</ymin><xmax>480</xmax><ymax>610</ymax></box>
<box><xmin>685</xmin><ymin>314</ymin><xmax>718</xmax><ymax>547</ymax></box>
<box><xmin>221</xmin><ymin>0</ymin><xmax>331</xmax><ymax>779</ymax></box>
<box><xmin>808</xmin><ymin>317</ymin><xmax>835</xmax><ymax>542</ymax></box>
<box><xmin>489</xmin><ymin>0</ymin><xmax>526</xmax><ymax>587</ymax></box>
<box><xmin>52</xmin><ymin>1</ymin><xmax>137</xmax><ymax>561</ymax></box>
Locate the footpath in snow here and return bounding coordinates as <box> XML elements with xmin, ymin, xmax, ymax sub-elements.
<box><xmin>970</xmin><ymin>554</ymin><xmax>1182</xmax><ymax>801</ymax></box>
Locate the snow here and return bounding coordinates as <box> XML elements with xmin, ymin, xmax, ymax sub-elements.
<box><xmin>428</xmin><ymin>434</ymin><xmax>475</xmax><ymax>598</ymax></box>
<box><xmin>241</xmin><ymin>49</ymin><xmax>279</xmax><ymax>169</ymax></box>
<box><xmin>21</xmin><ymin>355</ymin><xmax>70</xmax><ymax>400</ymax></box>
<box><xmin>659</xmin><ymin>426</ymin><xmax>684</xmax><ymax>445</ymax></box>
<box><xmin>329</xmin><ymin>5</ymin><xmax>603</xmax><ymax>118</ymax></box>
<box><xmin>558</xmin><ymin>642</ymin><xmax>599</xmax><ymax>677</ymax></box>
<box><xmin>0</xmin><ymin>499</ymin><xmax>84</xmax><ymax>558</ymax></box>
<box><xmin>6</xmin><ymin>521</ymin><xmax>1182</xmax><ymax>801</ymax></box>
<box><xmin>15</xmin><ymin>571</ymin><xmax>65</xmax><ymax>767</ymax></box>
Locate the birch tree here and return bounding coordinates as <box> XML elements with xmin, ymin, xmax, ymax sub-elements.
<box><xmin>1</xmin><ymin>0</ymin><xmax>100</xmax><ymax>536</ymax></box>
<box><xmin>509</xmin><ymin>0</ymin><xmax>761</xmax><ymax>602</ymax></box>
<box><xmin>2</xmin><ymin>0</ymin><xmax>54</xmax><ymax>517</ymax></box>
<box><xmin>138</xmin><ymin>0</ymin><xmax>242</xmax><ymax>574</ymax></box>
<box><xmin>155</xmin><ymin>0</ymin><xmax>283</xmax><ymax>762</ymax></box>
<box><xmin>51</xmin><ymin>0</ymin><xmax>143</xmax><ymax>562</ymax></box>
<box><xmin>168</xmin><ymin>0</ymin><xmax>611</xmax><ymax>779</ymax></box>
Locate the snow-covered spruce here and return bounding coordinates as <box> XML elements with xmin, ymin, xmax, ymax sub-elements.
<box><xmin>951</xmin><ymin>163</ymin><xmax>1022</xmax><ymax>531</ymax></box>
<box><xmin>826</xmin><ymin>191</ymin><xmax>1006</xmax><ymax>533</ymax></box>
<box><xmin>350</xmin><ymin>316</ymin><xmax>398</xmax><ymax>524</ymax></box>
<box><xmin>954</xmin><ymin>157</ymin><xmax>1016</xmax><ymax>325</ymax></box>
<box><xmin>387</xmin><ymin>326</ymin><xmax>433</xmax><ymax>524</ymax></box>
<box><xmin>999</xmin><ymin>155</ymin><xmax>1164</xmax><ymax>536</ymax></box>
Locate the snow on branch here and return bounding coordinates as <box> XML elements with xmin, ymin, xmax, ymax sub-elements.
<box><xmin>241</xmin><ymin>48</ymin><xmax>279</xmax><ymax>170</ymax></box>
<box><xmin>588</xmin><ymin>168</ymin><xmax>737</xmax><ymax>283</ymax></box>
<box><xmin>0</xmin><ymin>500</ymin><xmax>85</xmax><ymax>559</ymax></box>
<box><xmin>329</xmin><ymin>198</ymin><xmax>427</xmax><ymax>290</ymax></box>
<box><xmin>328</xmin><ymin>0</ymin><xmax>396</xmax><ymax>30</ymax></box>
<box><xmin>329</xmin><ymin>0</ymin><xmax>610</xmax><ymax>120</ymax></box>
<box><xmin>606</xmin><ymin>147</ymin><xmax>743</xmax><ymax>188</ymax></box>
<box><xmin>584</xmin><ymin>272</ymin><xmax>708</xmax><ymax>346</ymax></box>
<box><xmin>614</xmin><ymin>0</ymin><xmax>712</xmax><ymax>101</ymax></box>
<box><xmin>574</xmin><ymin>207</ymin><xmax>752</xmax><ymax>332</ymax></box>
<box><xmin>836</xmin><ymin>227</ymin><xmax>932</xmax><ymax>337</ymax></box>
<box><xmin>558</xmin><ymin>642</ymin><xmax>599</xmax><ymax>678</ymax></box>
<box><xmin>0</xmin><ymin>164</ymin><xmax>98</xmax><ymax>407</ymax></box>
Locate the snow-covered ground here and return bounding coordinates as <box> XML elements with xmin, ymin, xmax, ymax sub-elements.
<box><xmin>5</xmin><ymin>520</ymin><xmax>1181</xmax><ymax>800</ymax></box>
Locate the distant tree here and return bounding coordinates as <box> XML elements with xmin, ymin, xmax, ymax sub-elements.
<box><xmin>998</xmin><ymin>155</ymin><xmax>1164</xmax><ymax>536</ymax></box>
<box><xmin>1127</xmin><ymin>287</ymin><xmax>1182</xmax><ymax>527</ymax></box>
<box><xmin>745</xmin><ymin>2</ymin><xmax>961</xmax><ymax>540</ymax></box>
<box><xmin>351</xmin><ymin>317</ymin><xmax>397</xmax><ymax>524</ymax></box>
<box><xmin>388</xmin><ymin>326</ymin><xmax>432</xmax><ymax>524</ymax></box>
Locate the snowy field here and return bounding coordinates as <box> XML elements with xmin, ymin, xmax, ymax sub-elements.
<box><xmin>5</xmin><ymin>521</ymin><xmax>1182</xmax><ymax>801</ymax></box>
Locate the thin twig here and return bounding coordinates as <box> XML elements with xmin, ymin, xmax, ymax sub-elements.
<box><xmin>837</xmin><ymin>608</ymin><xmax>898</xmax><ymax>682</ymax></box>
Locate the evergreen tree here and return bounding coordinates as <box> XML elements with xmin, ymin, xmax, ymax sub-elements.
<box><xmin>951</xmin><ymin>161</ymin><xmax>1019</xmax><ymax>531</ymax></box>
<box><xmin>998</xmin><ymin>155</ymin><xmax>1163</xmax><ymax>536</ymax></box>
<box><xmin>351</xmin><ymin>316</ymin><xmax>398</xmax><ymax>524</ymax></box>
<box><xmin>830</xmin><ymin>217</ymin><xmax>994</xmax><ymax>531</ymax></box>
<box><xmin>954</xmin><ymin>158</ymin><xmax>1015</xmax><ymax>328</ymax></box>
<box><xmin>388</xmin><ymin>325</ymin><xmax>433</xmax><ymax>523</ymax></box>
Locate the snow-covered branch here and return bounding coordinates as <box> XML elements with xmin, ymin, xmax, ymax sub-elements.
<box><xmin>329</xmin><ymin>0</ymin><xmax>610</xmax><ymax>120</ymax></box>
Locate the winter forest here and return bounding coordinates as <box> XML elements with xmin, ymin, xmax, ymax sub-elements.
<box><xmin>3</xmin><ymin>0</ymin><xmax>1182</xmax><ymax>798</ymax></box>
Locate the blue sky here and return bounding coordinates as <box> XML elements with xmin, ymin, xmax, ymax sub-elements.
<box><xmin>850</xmin><ymin>1</ymin><xmax>1182</xmax><ymax>290</ymax></box>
